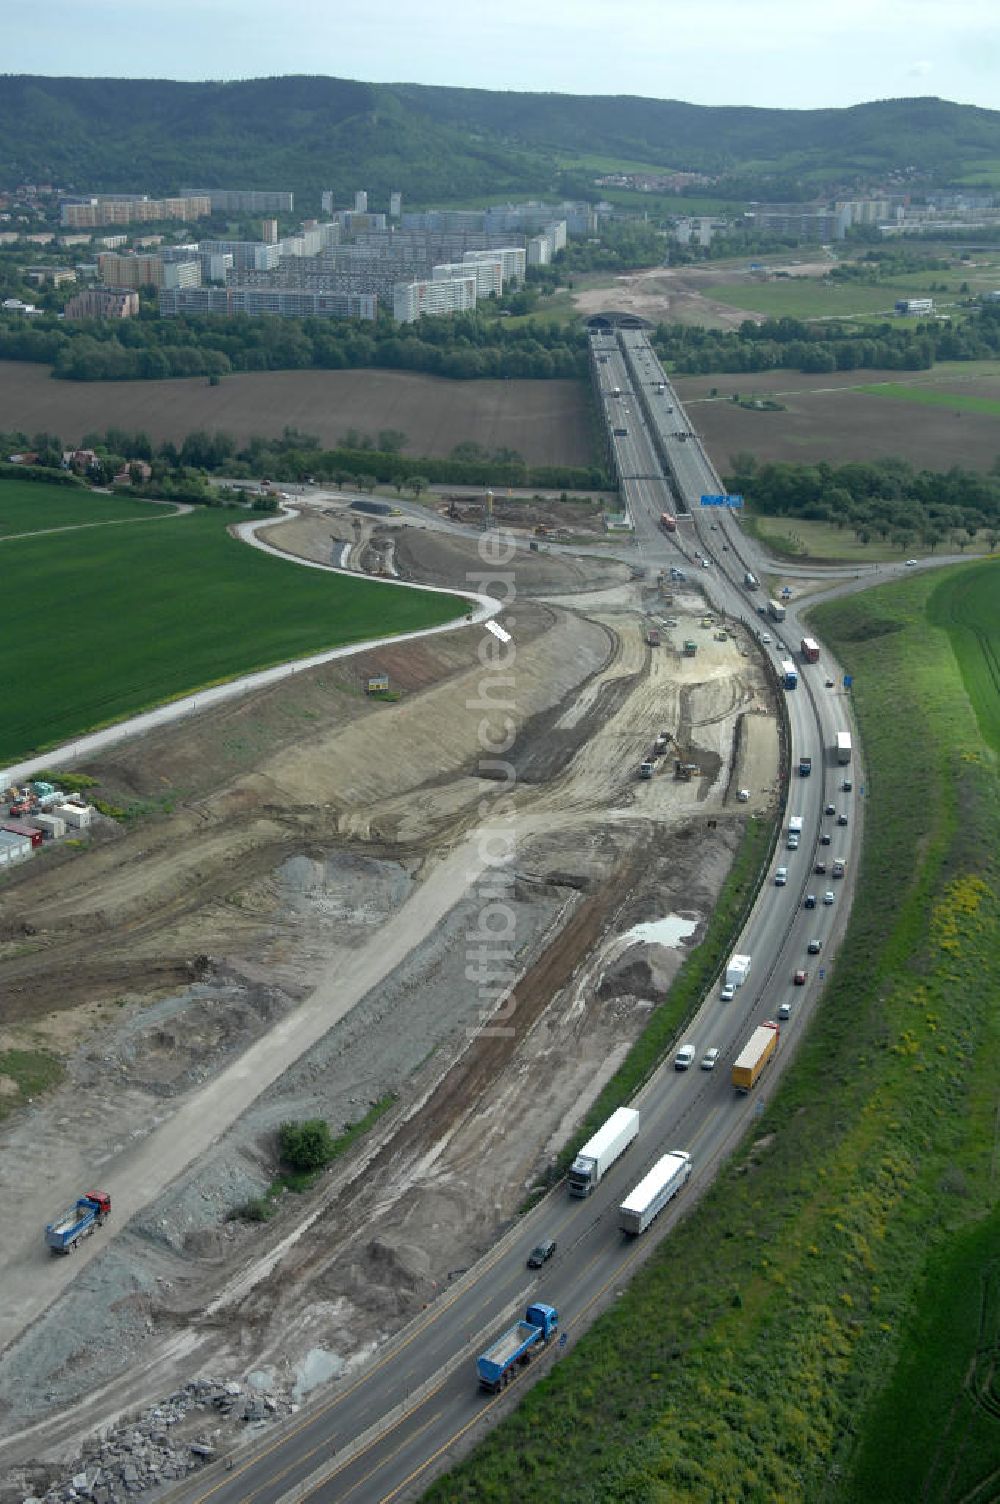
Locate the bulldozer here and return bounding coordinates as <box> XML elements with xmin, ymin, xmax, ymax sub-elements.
<box><xmin>674</xmin><ymin>758</ymin><xmax>701</xmax><ymax>781</ymax></box>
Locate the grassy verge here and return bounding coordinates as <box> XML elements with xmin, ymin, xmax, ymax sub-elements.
<box><xmin>424</xmin><ymin>561</ymin><xmax>1000</xmax><ymax>1502</ymax></box>
<box><xmin>0</xmin><ymin>1050</ymin><xmax>64</xmax><ymax>1121</ymax></box>
<box><xmin>743</xmin><ymin>510</ymin><xmax>993</xmax><ymax>565</ymax></box>
<box><xmin>1</xmin><ymin>489</ymin><xmax>466</xmax><ymax>764</ymax></box>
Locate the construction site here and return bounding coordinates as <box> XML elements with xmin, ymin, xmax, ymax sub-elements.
<box><xmin>0</xmin><ymin>492</ymin><xmax>780</xmax><ymax>1499</ymax></box>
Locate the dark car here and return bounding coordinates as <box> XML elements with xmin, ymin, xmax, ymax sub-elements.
<box><xmin>808</xmin><ymin>938</ymin><xmax>822</xmax><ymax>955</ymax></box>
<box><xmin>527</xmin><ymin>1239</ymin><xmax>557</xmax><ymax>1269</ymax></box>
<box><xmin>814</xmin><ymin>860</ymin><xmax>827</xmax><ymax>874</ymax></box>
<box><xmin>841</xmin><ymin>778</ymin><xmax>853</xmax><ymax>793</ymax></box>
<box><xmin>820</xmin><ymin>831</ymin><xmax>832</xmax><ymax>846</ymax></box>
<box><xmin>804</xmin><ymin>894</ymin><xmax>817</xmax><ymax>909</ymax></box>
<box><xmin>824</xmin><ymin>803</ymin><xmax>836</xmax><ymax>816</ymax></box>
<box><xmin>837</xmin><ymin>813</ymin><xmax>849</xmax><ymax>826</ymax></box>
<box><xmin>794</xmin><ymin>969</ymin><xmax>808</xmax><ymax>986</ymax></box>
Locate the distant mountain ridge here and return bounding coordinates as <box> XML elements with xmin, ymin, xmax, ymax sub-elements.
<box><xmin>1</xmin><ymin>75</ymin><xmax>998</xmax><ymax>209</ymax></box>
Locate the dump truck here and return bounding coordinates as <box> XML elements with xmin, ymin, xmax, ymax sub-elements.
<box><xmin>477</xmin><ymin>1303</ymin><xmax>559</xmax><ymax>1392</ymax></box>
<box><xmin>647</xmin><ymin>628</ymin><xmax>661</xmax><ymax>647</ymax></box>
<box><xmin>653</xmin><ymin>731</ymin><xmax>671</xmax><ymax>755</ymax></box>
<box><xmin>683</xmin><ymin>640</ymin><xmax>697</xmax><ymax>657</ymax></box>
<box><xmin>836</xmin><ymin>731</ymin><xmax>852</xmax><ymax>764</ymax></box>
<box><xmin>726</xmin><ymin>953</ymin><xmax>752</xmax><ymax>989</ymax></box>
<box><xmin>619</xmin><ymin>1151</ymin><xmax>692</xmax><ymax>1236</ymax></box>
<box><xmin>768</xmin><ymin>599</ymin><xmax>787</xmax><ymax>622</ymax></box>
<box><xmin>568</xmin><ymin>1107</ymin><xmax>640</xmax><ymax>1196</ymax></box>
<box><xmin>800</xmin><ymin>637</ymin><xmax>820</xmax><ymax>664</ymax></box>
<box><xmin>639</xmin><ymin>760</ymin><xmax>655</xmax><ymax>780</ymax></box>
<box><xmin>731</xmin><ymin>1022</ymin><xmax>779</xmax><ymax>1093</ymax></box>
<box><xmin>798</xmin><ymin>754</ymin><xmax>812</xmax><ymax>777</ymax></box>
<box><xmin>660</xmin><ymin>512</ymin><xmax>677</xmax><ymax>533</ymax></box>
<box><xmin>45</xmin><ymin>1191</ymin><xmax>111</xmax><ymax>1254</ymax></box>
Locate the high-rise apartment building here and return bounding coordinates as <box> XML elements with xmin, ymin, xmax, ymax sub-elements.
<box><xmin>393</xmin><ymin>276</ymin><xmax>477</xmax><ymax>323</ymax></box>
<box><xmin>180</xmin><ymin>188</ymin><xmax>294</xmax><ymax>213</ymax></box>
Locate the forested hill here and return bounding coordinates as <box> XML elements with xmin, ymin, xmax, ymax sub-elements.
<box><xmin>2</xmin><ymin>75</ymin><xmax>1000</xmax><ymax>207</ymax></box>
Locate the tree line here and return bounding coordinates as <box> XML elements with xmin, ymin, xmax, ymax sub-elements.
<box><xmin>1</xmin><ymin>424</ymin><xmax>608</xmax><ymax>498</ymax></box>
<box><xmin>726</xmin><ymin>452</ymin><xmax>1000</xmax><ymax>552</ymax></box>
<box><xmin>0</xmin><ymin>309</ymin><xmax>591</xmax><ymax>383</ymax></box>
<box><xmin>651</xmin><ymin>301</ymin><xmax>1000</xmax><ymax>375</ymax></box>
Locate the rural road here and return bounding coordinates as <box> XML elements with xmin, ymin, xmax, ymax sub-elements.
<box><xmin>0</xmin><ymin>505</ymin><xmax>501</xmax><ymax>789</ymax></box>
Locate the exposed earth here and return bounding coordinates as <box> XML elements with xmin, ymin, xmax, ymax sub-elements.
<box><xmin>0</xmin><ymin>497</ymin><xmax>779</xmax><ymax>1496</ymax></box>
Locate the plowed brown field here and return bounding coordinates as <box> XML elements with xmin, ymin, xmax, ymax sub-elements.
<box><xmin>0</xmin><ymin>363</ymin><xmax>592</xmax><ymax>465</ymax></box>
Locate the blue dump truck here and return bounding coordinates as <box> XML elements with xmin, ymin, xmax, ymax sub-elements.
<box><xmin>477</xmin><ymin>1303</ymin><xmax>558</xmax><ymax>1392</ymax></box>
<box><xmin>45</xmin><ymin>1191</ymin><xmax>111</xmax><ymax>1254</ymax></box>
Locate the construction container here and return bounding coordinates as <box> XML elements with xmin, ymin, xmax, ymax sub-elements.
<box><xmin>0</xmin><ymin>830</ymin><xmax>33</xmax><ymax>865</ymax></box>
<box><xmin>34</xmin><ymin>814</ymin><xmax>67</xmax><ymax>840</ymax></box>
<box><xmin>55</xmin><ymin>803</ymin><xmax>94</xmax><ymax>829</ymax></box>
<box><xmin>2</xmin><ymin>821</ymin><xmax>44</xmax><ymax>848</ymax></box>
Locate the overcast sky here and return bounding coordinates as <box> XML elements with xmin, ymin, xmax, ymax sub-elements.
<box><xmin>5</xmin><ymin>0</ymin><xmax>1000</xmax><ymax>111</ymax></box>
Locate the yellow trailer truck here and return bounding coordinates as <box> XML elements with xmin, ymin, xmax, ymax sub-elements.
<box><xmin>731</xmin><ymin>1021</ymin><xmax>779</xmax><ymax>1093</ymax></box>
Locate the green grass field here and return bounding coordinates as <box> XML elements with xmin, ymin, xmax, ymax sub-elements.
<box><xmin>709</xmin><ymin>276</ymin><xmax>964</xmax><ymax>322</ymax></box>
<box><xmin>745</xmin><ymin>513</ymin><xmax>997</xmax><ymax>565</ymax></box>
<box><xmin>0</xmin><ymin>481</ymin><xmax>165</xmax><ymax>536</ymax></box>
<box><xmin>856</xmin><ymin>381</ymin><xmax>1000</xmax><ymax>417</ymax></box>
<box><xmin>1</xmin><ymin>489</ymin><xmax>465</xmax><ymax>764</ymax></box>
<box><xmin>425</xmin><ymin>560</ymin><xmax>1000</xmax><ymax>1503</ymax></box>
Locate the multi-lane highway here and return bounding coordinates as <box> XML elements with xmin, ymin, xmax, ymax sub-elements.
<box><xmin>163</xmin><ymin>331</ymin><xmax>863</xmax><ymax>1504</ymax></box>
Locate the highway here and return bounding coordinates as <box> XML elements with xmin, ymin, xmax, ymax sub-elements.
<box><xmin>163</xmin><ymin>332</ymin><xmax>864</xmax><ymax>1504</ymax></box>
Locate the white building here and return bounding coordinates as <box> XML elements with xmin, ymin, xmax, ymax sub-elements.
<box><xmin>463</xmin><ymin>246</ymin><xmax>525</xmax><ymax>286</ymax></box>
<box><xmin>389</xmin><ymin>191</ymin><xmax>402</xmax><ymax>219</ymax></box>
<box><xmin>354</xmin><ymin>190</ymin><xmax>368</xmax><ymax>214</ymax></box>
<box><xmin>393</xmin><ymin>276</ymin><xmax>477</xmax><ymax>323</ymax></box>
<box><xmin>433</xmin><ymin>258</ymin><xmax>502</xmax><ymax>298</ymax></box>
<box><xmin>895</xmin><ymin>297</ymin><xmax>934</xmax><ymax>316</ymax></box>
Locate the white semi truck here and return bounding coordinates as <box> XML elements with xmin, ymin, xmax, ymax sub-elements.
<box><xmin>568</xmin><ymin>1107</ymin><xmax>640</xmax><ymax>1197</ymax></box>
<box><xmin>619</xmin><ymin>1151</ymin><xmax>692</xmax><ymax>1235</ymax></box>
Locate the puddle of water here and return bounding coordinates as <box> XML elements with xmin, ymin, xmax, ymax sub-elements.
<box><xmin>624</xmin><ymin>914</ymin><xmax>698</xmax><ymax>948</ymax></box>
<box><xmin>292</xmin><ymin>1347</ymin><xmax>346</xmax><ymax>1399</ymax></box>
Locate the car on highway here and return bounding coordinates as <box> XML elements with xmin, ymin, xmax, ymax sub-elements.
<box><xmin>842</xmin><ymin>778</ymin><xmax>853</xmax><ymax>792</ymax></box>
<box><xmin>905</xmin><ymin>558</ymin><xmax>918</xmax><ymax>566</ymax></box>
<box><xmin>814</xmin><ymin>859</ymin><xmax>827</xmax><ymax>874</ymax></box>
<box><xmin>700</xmin><ymin>1047</ymin><xmax>721</xmax><ymax>1071</ymax></box>
<box><xmin>820</xmin><ymin>831</ymin><xmax>832</xmax><ymax>845</ymax></box>
<box><xmin>804</xmin><ymin>894</ymin><xmax>817</xmax><ymax>909</ymax></box>
<box><xmin>778</xmin><ymin>1000</ymin><xmax>792</xmax><ymax>1020</ymax></box>
<box><xmin>808</xmin><ymin>938</ymin><xmax>823</xmax><ymax>954</ymax></box>
<box><xmin>824</xmin><ymin>802</ymin><xmax>836</xmax><ymax>816</ymax></box>
<box><xmin>837</xmin><ymin>812</ymin><xmax>849</xmax><ymax>826</ymax></box>
<box><xmin>775</xmin><ymin>867</ymin><xmax>788</xmax><ymax>886</ymax></box>
<box><xmin>823</xmin><ymin>890</ymin><xmax>835</xmax><ymax>905</ymax></box>
<box><xmin>794</xmin><ymin>969</ymin><xmax>808</xmax><ymax>985</ymax></box>
<box><xmin>825</xmin><ymin>677</ymin><xmax>835</xmax><ymax>687</ymax></box>
<box><xmin>527</xmin><ymin>1239</ymin><xmax>557</xmax><ymax>1268</ymax></box>
<box><xmin>760</xmin><ymin>632</ymin><xmax>772</xmax><ymax>644</ymax></box>
<box><xmin>674</xmin><ymin>1043</ymin><xmax>697</xmax><ymax>1070</ymax></box>
<box><xmin>720</xmin><ymin>983</ymin><xmax>735</xmax><ymax>1002</ymax></box>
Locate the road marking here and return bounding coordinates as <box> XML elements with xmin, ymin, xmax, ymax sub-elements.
<box><xmin>485</xmin><ymin>620</ymin><xmax>511</xmax><ymax>644</ymax></box>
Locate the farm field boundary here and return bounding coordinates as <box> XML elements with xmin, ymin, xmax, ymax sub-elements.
<box><xmin>423</xmin><ymin>560</ymin><xmax>1000</xmax><ymax>1503</ymax></box>
<box><xmin>0</xmin><ymin>490</ymin><xmax>468</xmax><ymax>767</ymax></box>
<box><xmin>855</xmin><ymin>381</ymin><xmax>1000</xmax><ymax>416</ymax></box>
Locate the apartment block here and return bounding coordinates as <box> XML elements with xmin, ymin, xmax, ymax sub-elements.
<box><xmin>158</xmin><ymin>286</ymin><xmax>376</xmax><ymax>320</ymax></box>
<box><xmin>199</xmin><ymin>239</ymin><xmax>279</xmax><ymax>273</ymax></box>
<box><xmin>463</xmin><ymin>246</ymin><xmax>526</xmax><ymax>286</ymax></box>
<box><xmin>98</xmin><ymin>252</ymin><xmax>201</xmax><ymax>289</ymax></box>
<box><xmin>64</xmin><ymin>286</ymin><xmax>139</xmax><ymax>319</ymax></box>
<box><xmin>433</xmin><ymin>258</ymin><xmax>502</xmax><ymax>298</ymax></box>
<box><xmin>393</xmin><ymin>276</ymin><xmax>477</xmax><ymax>323</ymax></box>
<box><xmin>61</xmin><ymin>195</ymin><xmax>211</xmax><ymax>228</ymax></box>
<box><xmin>180</xmin><ymin>188</ymin><xmax>294</xmax><ymax>213</ymax></box>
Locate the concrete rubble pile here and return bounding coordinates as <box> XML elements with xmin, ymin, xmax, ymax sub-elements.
<box><xmin>17</xmin><ymin>1377</ymin><xmax>297</xmax><ymax>1504</ymax></box>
